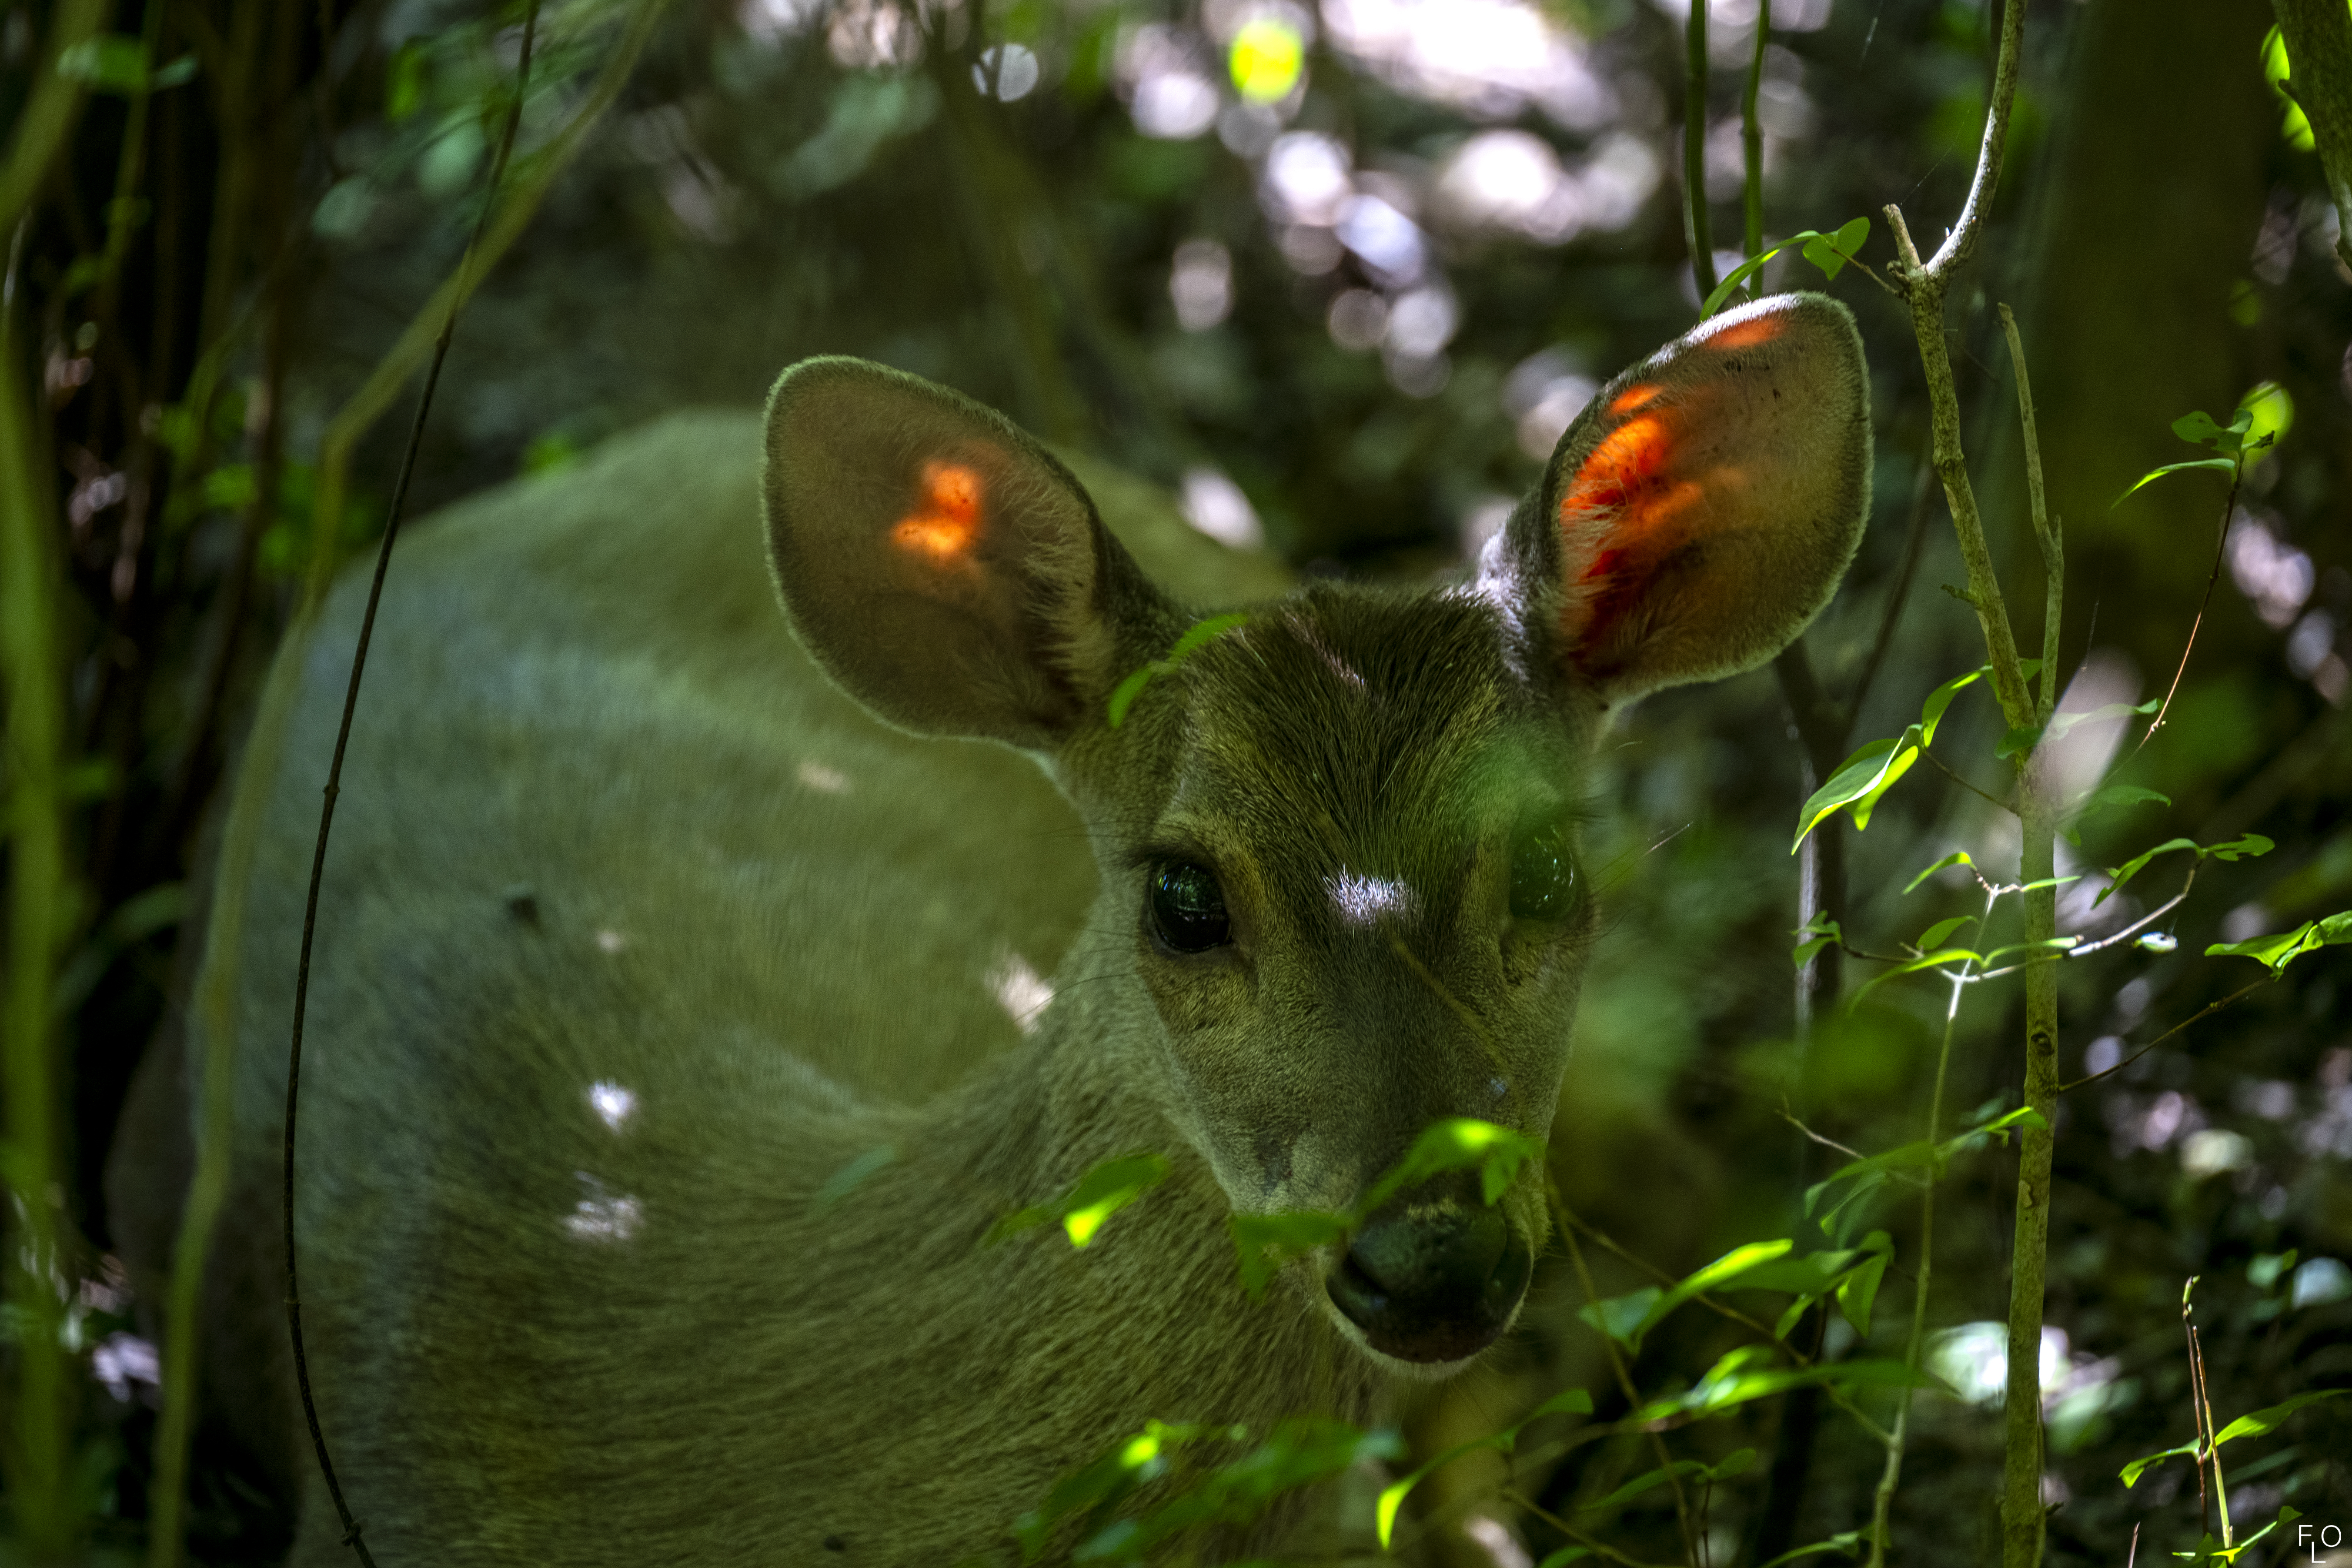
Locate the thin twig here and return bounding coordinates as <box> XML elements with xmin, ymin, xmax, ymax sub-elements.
<box><xmin>1502</xmin><ymin>1489</ymin><xmax>1686</xmax><ymax>1568</ymax></box>
<box><xmin>2061</xmin><ymin>865</ymin><xmax>2196</xmax><ymax>959</ymax></box>
<box><xmin>1741</xmin><ymin>0</ymin><xmax>1769</xmax><ymax>290</ymax></box>
<box><xmin>2057</xmin><ymin>976</ymin><xmax>2272</xmax><ymax>1094</ymax></box>
<box><xmin>1998</xmin><ymin>305</ymin><xmax>2060</xmax><ymax>727</ymax></box>
<box><xmin>2133</xmin><ymin>468</ymin><xmax>2241</xmax><ymax>757</ymax></box>
<box><xmin>1865</xmin><ymin>883</ymin><xmax>1978</xmax><ymax>1568</ymax></box>
<box><xmin>1919</xmin><ymin>747</ymin><xmax>2016</xmax><ymax>815</ymax></box>
<box><xmin>1683</xmin><ymin>0</ymin><xmax>1716</xmax><ymax>299</ymax></box>
<box><xmin>1778</xmin><ymin>1108</ymin><xmax>1869</xmax><ymax>1167</ymax></box>
<box><xmin>1554</xmin><ymin>1184</ymin><xmax>1700</xmax><ymax>1567</ymax></box>
<box><xmin>282</xmin><ymin>11</ymin><xmax>540</xmax><ymax>1561</ymax></box>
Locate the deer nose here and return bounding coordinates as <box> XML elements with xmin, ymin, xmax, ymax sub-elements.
<box><xmin>1325</xmin><ymin>1181</ymin><xmax>1534</xmax><ymax>1364</ymax></box>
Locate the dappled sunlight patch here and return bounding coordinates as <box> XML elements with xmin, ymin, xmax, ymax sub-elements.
<box><xmin>564</xmin><ymin>1173</ymin><xmax>644</xmax><ymax>1243</ymax></box>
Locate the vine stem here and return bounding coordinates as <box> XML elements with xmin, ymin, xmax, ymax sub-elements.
<box><xmin>1866</xmin><ymin>881</ymin><xmax>1986</xmax><ymax>1566</ymax></box>
<box><xmin>1880</xmin><ymin>1</ymin><xmax>2053</xmax><ymax>1559</ymax></box>
<box><xmin>0</xmin><ymin>0</ymin><xmax>109</xmax><ymax>1543</ymax></box>
<box><xmin>279</xmin><ymin>7</ymin><xmax>542</xmax><ymax>1560</ymax></box>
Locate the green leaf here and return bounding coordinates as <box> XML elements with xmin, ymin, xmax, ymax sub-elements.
<box><xmin>1848</xmin><ymin>947</ymin><xmax>1982</xmax><ymax>1009</ymax></box>
<box><xmin>1803</xmin><ymin>215</ymin><xmax>1870</xmax><ymax>278</ymax></box>
<box><xmin>1792</xmin><ymin>915</ymin><xmax>1842</xmax><ymax>969</ymax></box>
<box><xmin>1756</xmin><ymin>1526</ymin><xmax>1877</xmax><ymax>1568</ymax></box>
<box><xmin>2097</xmin><ymin>833</ymin><xmax>2274</xmax><ymax>908</ymax></box>
<box><xmin>1916</xmin><ymin>915</ymin><xmax>1975</xmax><ymax>951</ymax></box>
<box><xmin>1794</xmin><ymin>734</ymin><xmax>1916</xmax><ymax>850</ymax></box>
<box><xmin>1904</xmin><ymin>850</ymin><xmax>1974</xmax><ymax>894</ymax></box>
<box><xmin>1360</xmin><ymin>1117</ymin><xmax>1544</xmax><ymax>1215</ymax></box>
<box><xmin>2069</xmin><ymin>784</ymin><xmax>2170</xmax><ymax>822</ymax></box>
<box><xmin>2206</xmin><ymin>908</ymin><xmax>2352</xmax><ymax>976</ymax></box>
<box><xmin>2114</xmin><ymin>457</ymin><xmax>2238</xmax><ymax>506</ymax></box>
<box><xmin>1162</xmin><ymin>610</ymin><xmax>1250</xmax><ymax>663</ymax></box>
<box><xmin>1836</xmin><ymin>1240</ymin><xmax>1892</xmax><ymax>1335</ymax></box>
<box><xmin>1104</xmin><ymin>666</ymin><xmax>1155</xmax><ymax>728</ymax></box>
<box><xmin>1701</xmin><ymin>239</ymin><xmax>1802</xmax><ymax>318</ymax></box>
<box><xmin>2120</xmin><ymin>1439</ymin><xmax>2200</xmax><ymax>1489</ymax></box>
<box><xmin>2210</xmin><ymin>1386</ymin><xmax>2351</xmax><ymax>1445</ymax></box>
<box><xmin>387</xmin><ymin>39</ymin><xmax>428</xmax><ymax>121</ymax></box>
<box><xmin>1106</xmin><ymin>613</ymin><xmax>1248</xmax><ymax>728</ymax></box>
<box><xmin>55</xmin><ymin>34</ymin><xmax>156</xmax><ymax>93</ymax></box>
<box><xmin>1639</xmin><ymin>1355</ymin><xmax>1939</xmax><ymax>1423</ymax></box>
<box><xmin>1536</xmin><ymin>1552</ymin><xmax>1594</xmax><ymax>1568</ymax></box>
<box><xmin>1228</xmin><ymin>1209</ymin><xmax>1348</xmax><ymax>1298</ymax></box>
<box><xmin>1576</xmin><ymin>1286</ymin><xmax>1662</xmax><ymax>1350</ymax></box>
<box><xmin>1059</xmin><ymin>1154</ymin><xmax>1173</xmax><ymax>1248</ymax></box>
<box><xmin>2171</xmin><ymin>410</ymin><xmax>2227</xmax><ymax>448</ymax></box>
<box><xmin>989</xmin><ymin>1152</ymin><xmax>1171</xmax><ymax>1249</ymax></box>
<box><xmin>202</xmin><ymin>463</ymin><xmax>259</xmax><ymax>510</ymax></box>
<box><xmin>1584</xmin><ymin>1457</ymin><xmax>1718</xmax><ymax>1514</ymax></box>
<box><xmin>2238</xmin><ymin>380</ymin><xmax>2293</xmax><ymax>455</ymax></box>
<box><xmin>1372</xmin><ymin>1388</ymin><xmax>1592</xmax><ymax>1546</ymax></box>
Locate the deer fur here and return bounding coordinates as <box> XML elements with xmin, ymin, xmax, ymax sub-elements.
<box><xmin>112</xmin><ymin>293</ymin><xmax>1870</xmax><ymax>1565</ymax></box>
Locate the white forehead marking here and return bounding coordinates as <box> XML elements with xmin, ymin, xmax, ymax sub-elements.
<box><xmin>588</xmin><ymin>1080</ymin><xmax>636</xmax><ymax>1131</ymax></box>
<box><xmin>1327</xmin><ymin>869</ymin><xmax>1416</xmax><ymax>926</ymax></box>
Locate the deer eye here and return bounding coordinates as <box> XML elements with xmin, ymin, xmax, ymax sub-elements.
<box><xmin>1148</xmin><ymin>862</ymin><xmax>1231</xmax><ymax>952</ymax></box>
<box><xmin>1508</xmin><ymin>820</ymin><xmax>1576</xmax><ymax>922</ymax></box>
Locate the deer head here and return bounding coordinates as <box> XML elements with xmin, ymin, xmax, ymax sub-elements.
<box><xmin>761</xmin><ymin>293</ymin><xmax>1870</xmax><ymax>1371</ymax></box>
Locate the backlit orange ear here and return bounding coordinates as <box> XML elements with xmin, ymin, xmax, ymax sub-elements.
<box><xmin>1514</xmin><ymin>294</ymin><xmax>1871</xmax><ymax>704</ymax></box>
<box><xmin>893</xmin><ymin>460</ymin><xmax>985</xmax><ymax>563</ymax></box>
<box><xmin>763</xmin><ymin>356</ymin><xmax>1176</xmax><ymax>750</ymax></box>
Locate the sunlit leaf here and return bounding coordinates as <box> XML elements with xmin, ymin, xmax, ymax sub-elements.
<box><xmin>2264</xmin><ymin>25</ymin><xmax>2316</xmax><ymax>149</ymax></box>
<box><xmin>1903</xmin><ymin>850</ymin><xmax>1973</xmax><ymax>895</ymax></box>
<box><xmin>2210</xmin><ymin>1385</ymin><xmax>2352</xmax><ymax>1445</ymax></box>
<box><xmin>2096</xmin><ymin>832</ymin><xmax>2274</xmax><ymax>908</ymax></box>
<box><xmin>2120</xmin><ymin>1438</ymin><xmax>2200</xmax><ymax>1489</ymax></box>
<box><xmin>1080</xmin><ymin>1417</ymin><xmax>1401</xmax><ymax>1562</ymax></box>
<box><xmin>2114</xmin><ymin>456</ymin><xmax>2237</xmax><ymax>506</ymax></box>
<box><xmin>1639</xmin><ymin>1356</ymin><xmax>1940</xmax><ymax>1423</ymax></box>
<box><xmin>2239</xmin><ymin>380</ymin><xmax>2293</xmax><ymax>454</ymax></box>
<box><xmin>1794</xmin><ymin>734</ymin><xmax>1915</xmax><ymax>850</ymax></box>
<box><xmin>2205</xmin><ymin>909</ymin><xmax>2352</xmax><ymax>976</ymax></box>
<box><xmin>988</xmin><ymin>1152</ymin><xmax>1170</xmax><ymax>1249</ymax></box>
<box><xmin>1361</xmin><ymin>1116</ymin><xmax>1544</xmax><ymax>1214</ymax></box>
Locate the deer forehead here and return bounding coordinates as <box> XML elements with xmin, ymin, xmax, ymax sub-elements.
<box><xmin>1149</xmin><ymin>589</ymin><xmax>1586</xmax><ymax>900</ymax></box>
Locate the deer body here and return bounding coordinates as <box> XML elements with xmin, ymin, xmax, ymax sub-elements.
<box><xmin>125</xmin><ymin>296</ymin><xmax>1871</xmax><ymax>1564</ymax></box>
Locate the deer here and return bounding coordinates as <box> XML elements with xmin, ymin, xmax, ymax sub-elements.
<box><xmin>111</xmin><ymin>292</ymin><xmax>1870</xmax><ymax>1564</ymax></box>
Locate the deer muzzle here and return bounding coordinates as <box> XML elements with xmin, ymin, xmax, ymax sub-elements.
<box><xmin>1324</xmin><ymin>1175</ymin><xmax>1534</xmax><ymax>1365</ymax></box>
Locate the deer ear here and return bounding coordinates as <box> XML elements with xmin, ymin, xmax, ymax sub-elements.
<box><xmin>762</xmin><ymin>358</ymin><xmax>1174</xmax><ymax>750</ymax></box>
<box><xmin>1490</xmin><ymin>293</ymin><xmax>1872</xmax><ymax>706</ymax></box>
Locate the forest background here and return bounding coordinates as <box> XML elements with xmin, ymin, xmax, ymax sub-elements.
<box><xmin>2</xmin><ymin>0</ymin><xmax>2350</xmax><ymax>1562</ymax></box>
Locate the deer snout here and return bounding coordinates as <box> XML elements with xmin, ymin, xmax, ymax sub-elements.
<box><xmin>1325</xmin><ymin>1176</ymin><xmax>1534</xmax><ymax>1365</ymax></box>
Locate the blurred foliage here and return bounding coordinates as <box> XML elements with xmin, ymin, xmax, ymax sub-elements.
<box><xmin>5</xmin><ymin>0</ymin><xmax>2352</xmax><ymax>1560</ymax></box>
